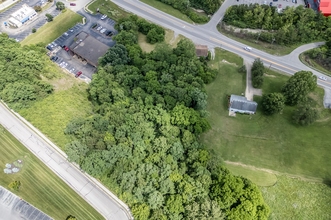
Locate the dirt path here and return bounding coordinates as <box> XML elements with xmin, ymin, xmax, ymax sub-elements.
<box><xmin>224</xmin><ymin>161</ymin><xmax>324</xmax><ymax>183</ymax></box>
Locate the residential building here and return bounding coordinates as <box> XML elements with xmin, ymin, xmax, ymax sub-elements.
<box><xmin>229</xmin><ymin>95</ymin><xmax>258</xmax><ymax>114</ymax></box>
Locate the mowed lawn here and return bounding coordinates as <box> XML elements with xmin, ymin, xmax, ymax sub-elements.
<box><xmin>88</xmin><ymin>0</ymin><xmax>130</xmax><ymax>21</ymax></box>
<box><xmin>260</xmin><ymin>175</ymin><xmax>331</xmax><ymax>220</ymax></box>
<box><xmin>0</xmin><ymin>125</ymin><xmax>104</xmax><ymax>220</ymax></box>
<box><xmin>201</xmin><ymin>48</ymin><xmax>331</xmax><ymax>180</ymax></box>
<box><xmin>18</xmin><ymin>75</ymin><xmax>93</xmax><ymax>149</ymax></box>
<box><xmin>21</xmin><ymin>10</ymin><xmax>83</xmax><ymax>46</ymax></box>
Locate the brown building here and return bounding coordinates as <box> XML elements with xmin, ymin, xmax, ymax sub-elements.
<box><xmin>195</xmin><ymin>45</ymin><xmax>208</xmax><ymax>57</ymax></box>
<box><xmin>69</xmin><ymin>32</ymin><xmax>110</xmax><ymax>67</ymax></box>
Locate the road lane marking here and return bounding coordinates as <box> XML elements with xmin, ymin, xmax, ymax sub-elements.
<box><xmin>123</xmin><ymin>0</ymin><xmax>193</xmax><ymax>30</ymax></box>
<box><xmin>210</xmin><ymin>37</ymin><xmax>331</xmax><ymax>86</ymax></box>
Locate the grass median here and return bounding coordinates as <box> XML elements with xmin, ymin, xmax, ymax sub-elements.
<box><xmin>88</xmin><ymin>0</ymin><xmax>130</xmax><ymax>21</ymax></box>
<box><xmin>21</xmin><ymin>9</ymin><xmax>83</xmax><ymax>46</ymax></box>
<box><xmin>0</xmin><ymin>124</ymin><xmax>104</xmax><ymax>220</ymax></box>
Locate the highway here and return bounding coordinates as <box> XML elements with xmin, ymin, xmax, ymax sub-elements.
<box><xmin>0</xmin><ymin>102</ymin><xmax>132</xmax><ymax>220</ymax></box>
<box><xmin>111</xmin><ymin>0</ymin><xmax>331</xmax><ymax>91</ymax></box>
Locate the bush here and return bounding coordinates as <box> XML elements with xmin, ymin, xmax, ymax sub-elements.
<box><xmin>32</xmin><ymin>28</ymin><xmax>36</xmax><ymax>33</ymax></box>
<box><xmin>239</xmin><ymin>65</ymin><xmax>247</xmax><ymax>73</ymax></box>
<box><xmin>262</xmin><ymin>93</ymin><xmax>285</xmax><ymax>115</ymax></box>
<box><xmin>56</xmin><ymin>1</ymin><xmax>65</xmax><ymax>10</ymax></box>
<box><xmin>9</xmin><ymin>181</ymin><xmax>21</xmax><ymax>190</ymax></box>
<box><xmin>46</xmin><ymin>14</ymin><xmax>53</xmax><ymax>21</ymax></box>
<box><xmin>33</xmin><ymin>5</ymin><xmax>42</xmax><ymax>12</ymax></box>
<box><xmin>293</xmin><ymin>104</ymin><xmax>318</xmax><ymax>126</ymax></box>
<box><xmin>92</xmin><ymin>23</ymin><xmax>97</xmax><ymax>28</ymax></box>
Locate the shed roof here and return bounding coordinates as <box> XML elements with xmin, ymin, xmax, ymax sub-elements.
<box><xmin>230</xmin><ymin>95</ymin><xmax>258</xmax><ymax>112</ymax></box>
<box><xmin>70</xmin><ymin>31</ymin><xmax>109</xmax><ymax>66</ymax></box>
<box><xmin>195</xmin><ymin>45</ymin><xmax>208</xmax><ymax>57</ymax></box>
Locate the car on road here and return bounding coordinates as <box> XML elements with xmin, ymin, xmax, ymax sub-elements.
<box><xmin>70</xmin><ymin>3</ymin><xmax>76</xmax><ymax>6</ymax></box>
<box><xmin>318</xmin><ymin>76</ymin><xmax>327</xmax><ymax>81</ymax></box>
<box><xmin>244</xmin><ymin>46</ymin><xmax>252</xmax><ymax>52</ymax></box>
<box><xmin>270</xmin><ymin>2</ymin><xmax>273</xmax><ymax>6</ymax></box>
<box><xmin>101</xmin><ymin>14</ymin><xmax>107</xmax><ymax>20</ymax></box>
<box><xmin>75</xmin><ymin>71</ymin><xmax>82</xmax><ymax>78</ymax></box>
<box><xmin>50</xmin><ymin>56</ymin><xmax>58</xmax><ymax>62</ymax></box>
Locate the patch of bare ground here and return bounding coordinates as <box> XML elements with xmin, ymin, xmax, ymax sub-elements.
<box><xmin>224</xmin><ymin>161</ymin><xmax>324</xmax><ymax>183</ymax></box>
<box><xmin>48</xmin><ymin>74</ymin><xmax>78</xmax><ymax>92</ymax></box>
<box><xmin>264</xmin><ymin>73</ymin><xmax>276</xmax><ymax>77</ymax></box>
<box><xmin>221</xmin><ymin>59</ymin><xmax>238</xmax><ymax>66</ymax></box>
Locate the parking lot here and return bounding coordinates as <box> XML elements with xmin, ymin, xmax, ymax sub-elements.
<box><xmin>235</xmin><ymin>0</ymin><xmax>305</xmax><ymax>9</ymax></box>
<box><xmin>47</xmin><ymin>9</ymin><xmax>118</xmax><ymax>80</ymax></box>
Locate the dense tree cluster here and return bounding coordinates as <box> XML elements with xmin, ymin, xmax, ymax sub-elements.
<box><xmin>113</xmin><ymin>15</ymin><xmax>165</xmax><ymax>46</ymax></box>
<box><xmin>306</xmin><ymin>38</ymin><xmax>331</xmax><ymax>72</ymax></box>
<box><xmin>262</xmin><ymin>93</ymin><xmax>285</xmax><ymax>115</ymax></box>
<box><xmin>154</xmin><ymin>0</ymin><xmax>213</xmax><ymax>23</ymax></box>
<box><xmin>223</xmin><ymin>5</ymin><xmax>331</xmax><ymax>45</ymax></box>
<box><xmin>251</xmin><ymin>58</ymin><xmax>264</xmax><ymax>88</ymax></box>
<box><xmin>64</xmin><ymin>24</ymin><xmax>269</xmax><ymax>219</ymax></box>
<box><xmin>0</xmin><ymin>33</ymin><xmax>53</xmax><ymax>110</ymax></box>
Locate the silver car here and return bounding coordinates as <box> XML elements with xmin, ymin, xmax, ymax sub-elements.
<box><xmin>318</xmin><ymin>76</ymin><xmax>327</xmax><ymax>81</ymax></box>
<box><xmin>100</xmin><ymin>28</ymin><xmax>106</xmax><ymax>33</ymax></box>
<box><xmin>97</xmin><ymin>26</ymin><xmax>102</xmax><ymax>31</ymax></box>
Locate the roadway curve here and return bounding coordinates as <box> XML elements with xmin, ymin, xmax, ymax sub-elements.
<box><xmin>110</xmin><ymin>0</ymin><xmax>331</xmax><ymax>92</ymax></box>
<box><xmin>0</xmin><ymin>102</ymin><xmax>132</xmax><ymax>220</ymax></box>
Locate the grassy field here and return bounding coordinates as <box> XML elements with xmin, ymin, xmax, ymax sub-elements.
<box><xmin>138</xmin><ymin>0</ymin><xmax>194</xmax><ymax>24</ymax></box>
<box><xmin>18</xmin><ymin>74</ymin><xmax>93</xmax><ymax>149</ymax></box>
<box><xmin>88</xmin><ymin>0</ymin><xmax>130</xmax><ymax>21</ymax></box>
<box><xmin>138</xmin><ymin>29</ymin><xmax>186</xmax><ymax>52</ymax></box>
<box><xmin>226</xmin><ymin>163</ymin><xmax>277</xmax><ymax>187</ymax></box>
<box><xmin>260</xmin><ymin>175</ymin><xmax>331</xmax><ymax>220</ymax></box>
<box><xmin>201</xmin><ymin>49</ymin><xmax>331</xmax><ymax>181</ymax></box>
<box><xmin>21</xmin><ymin>10</ymin><xmax>83</xmax><ymax>46</ymax></box>
<box><xmin>218</xmin><ymin>26</ymin><xmax>322</xmax><ymax>56</ymax></box>
<box><xmin>0</xmin><ymin>125</ymin><xmax>103</xmax><ymax>220</ymax></box>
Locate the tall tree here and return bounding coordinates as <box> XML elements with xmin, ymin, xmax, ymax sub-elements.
<box><xmin>262</xmin><ymin>93</ymin><xmax>285</xmax><ymax>115</ymax></box>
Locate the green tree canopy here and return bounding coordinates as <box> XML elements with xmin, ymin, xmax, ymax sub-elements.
<box><xmin>262</xmin><ymin>93</ymin><xmax>285</xmax><ymax>115</ymax></box>
<box><xmin>293</xmin><ymin>104</ymin><xmax>318</xmax><ymax>126</ymax></box>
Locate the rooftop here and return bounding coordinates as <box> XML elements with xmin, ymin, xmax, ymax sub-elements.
<box><xmin>195</xmin><ymin>45</ymin><xmax>208</xmax><ymax>57</ymax></box>
<box><xmin>70</xmin><ymin>32</ymin><xmax>109</xmax><ymax>66</ymax></box>
<box><xmin>230</xmin><ymin>95</ymin><xmax>258</xmax><ymax>113</ymax></box>
<box><xmin>11</xmin><ymin>4</ymin><xmax>36</xmax><ymax>21</ymax></box>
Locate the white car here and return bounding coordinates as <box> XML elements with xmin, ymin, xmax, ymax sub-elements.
<box><xmin>97</xmin><ymin>26</ymin><xmax>102</xmax><ymax>31</ymax></box>
<box><xmin>101</xmin><ymin>14</ymin><xmax>107</xmax><ymax>20</ymax></box>
<box><xmin>318</xmin><ymin>76</ymin><xmax>327</xmax><ymax>81</ymax></box>
<box><xmin>244</xmin><ymin>46</ymin><xmax>252</xmax><ymax>52</ymax></box>
<box><xmin>100</xmin><ymin>28</ymin><xmax>106</xmax><ymax>33</ymax></box>
<box><xmin>64</xmin><ymin>32</ymin><xmax>69</xmax><ymax>36</ymax></box>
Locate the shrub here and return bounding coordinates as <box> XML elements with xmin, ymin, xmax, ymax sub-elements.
<box><xmin>9</xmin><ymin>181</ymin><xmax>21</xmax><ymax>190</ymax></box>
<box><xmin>92</xmin><ymin>23</ymin><xmax>97</xmax><ymax>28</ymax></box>
<box><xmin>239</xmin><ymin>65</ymin><xmax>246</xmax><ymax>73</ymax></box>
<box><xmin>293</xmin><ymin>104</ymin><xmax>318</xmax><ymax>126</ymax></box>
<box><xmin>32</xmin><ymin>28</ymin><xmax>36</xmax><ymax>33</ymax></box>
<box><xmin>45</xmin><ymin>14</ymin><xmax>53</xmax><ymax>22</ymax></box>
<box><xmin>33</xmin><ymin>5</ymin><xmax>42</xmax><ymax>12</ymax></box>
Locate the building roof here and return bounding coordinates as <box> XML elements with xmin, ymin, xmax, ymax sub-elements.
<box><xmin>70</xmin><ymin>32</ymin><xmax>109</xmax><ymax>66</ymax></box>
<box><xmin>195</xmin><ymin>45</ymin><xmax>208</xmax><ymax>57</ymax></box>
<box><xmin>230</xmin><ymin>95</ymin><xmax>258</xmax><ymax>112</ymax></box>
<box><xmin>8</xmin><ymin>17</ymin><xmax>22</xmax><ymax>27</ymax></box>
<box><xmin>11</xmin><ymin>4</ymin><xmax>36</xmax><ymax>22</ymax></box>
<box><xmin>319</xmin><ymin>0</ymin><xmax>331</xmax><ymax>15</ymax></box>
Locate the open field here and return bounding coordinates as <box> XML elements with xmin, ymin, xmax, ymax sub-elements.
<box><xmin>260</xmin><ymin>175</ymin><xmax>331</xmax><ymax>220</ymax></box>
<box><xmin>138</xmin><ymin>0</ymin><xmax>194</xmax><ymax>24</ymax></box>
<box><xmin>0</xmin><ymin>124</ymin><xmax>103</xmax><ymax>220</ymax></box>
<box><xmin>218</xmin><ymin>25</ymin><xmax>322</xmax><ymax>56</ymax></box>
<box><xmin>201</xmin><ymin>49</ymin><xmax>331</xmax><ymax>181</ymax></box>
<box><xmin>226</xmin><ymin>163</ymin><xmax>277</xmax><ymax>186</ymax></box>
<box><xmin>21</xmin><ymin>10</ymin><xmax>83</xmax><ymax>46</ymax></box>
<box><xmin>18</xmin><ymin>74</ymin><xmax>93</xmax><ymax>149</ymax></box>
<box><xmin>138</xmin><ymin>29</ymin><xmax>186</xmax><ymax>53</ymax></box>
<box><xmin>88</xmin><ymin>0</ymin><xmax>130</xmax><ymax>21</ymax></box>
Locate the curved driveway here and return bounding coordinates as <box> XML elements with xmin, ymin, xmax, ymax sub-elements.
<box><xmin>111</xmin><ymin>0</ymin><xmax>331</xmax><ymax>91</ymax></box>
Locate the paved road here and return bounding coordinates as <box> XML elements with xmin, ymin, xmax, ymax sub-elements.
<box><xmin>111</xmin><ymin>0</ymin><xmax>331</xmax><ymax>92</ymax></box>
<box><xmin>0</xmin><ymin>102</ymin><xmax>132</xmax><ymax>220</ymax></box>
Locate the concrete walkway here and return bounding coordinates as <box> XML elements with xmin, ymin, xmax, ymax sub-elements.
<box><xmin>244</xmin><ymin>59</ymin><xmax>262</xmax><ymax>101</ymax></box>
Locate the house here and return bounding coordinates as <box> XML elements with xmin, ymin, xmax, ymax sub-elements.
<box><xmin>229</xmin><ymin>95</ymin><xmax>258</xmax><ymax>114</ymax></box>
<box><xmin>8</xmin><ymin>4</ymin><xmax>37</xmax><ymax>28</ymax></box>
<box><xmin>69</xmin><ymin>31</ymin><xmax>110</xmax><ymax>67</ymax></box>
<box><xmin>195</xmin><ymin>45</ymin><xmax>208</xmax><ymax>57</ymax></box>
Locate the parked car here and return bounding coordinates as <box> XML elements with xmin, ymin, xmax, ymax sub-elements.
<box><xmin>64</xmin><ymin>32</ymin><xmax>69</xmax><ymax>36</ymax></box>
<box><xmin>97</xmin><ymin>26</ymin><xmax>102</xmax><ymax>31</ymax></box>
<box><xmin>50</xmin><ymin>56</ymin><xmax>58</xmax><ymax>62</ymax></box>
<box><xmin>264</xmin><ymin>1</ymin><xmax>267</xmax><ymax>4</ymax></box>
<box><xmin>75</xmin><ymin>71</ymin><xmax>82</xmax><ymax>78</ymax></box>
<box><xmin>101</xmin><ymin>14</ymin><xmax>107</xmax><ymax>20</ymax></box>
<box><xmin>318</xmin><ymin>76</ymin><xmax>327</xmax><ymax>81</ymax></box>
<box><xmin>70</xmin><ymin>3</ymin><xmax>76</xmax><ymax>6</ymax></box>
<box><xmin>292</xmin><ymin>0</ymin><xmax>295</xmax><ymax>2</ymax></box>
<box><xmin>62</xmin><ymin>45</ymin><xmax>69</xmax><ymax>51</ymax></box>
<box><xmin>100</xmin><ymin>28</ymin><xmax>106</xmax><ymax>33</ymax></box>
<box><xmin>273</xmin><ymin>0</ymin><xmax>278</xmax><ymax>1</ymax></box>
<box><xmin>51</xmin><ymin>42</ymin><xmax>57</xmax><ymax>47</ymax></box>
<box><xmin>244</xmin><ymin>46</ymin><xmax>252</xmax><ymax>52</ymax></box>
<box><xmin>270</xmin><ymin>2</ymin><xmax>273</xmax><ymax>6</ymax></box>
<box><xmin>46</xmin><ymin>46</ymin><xmax>52</xmax><ymax>50</ymax></box>
<box><xmin>278</xmin><ymin>4</ymin><xmax>282</xmax><ymax>8</ymax></box>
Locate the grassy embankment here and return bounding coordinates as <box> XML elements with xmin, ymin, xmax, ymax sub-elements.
<box><xmin>0</xmin><ymin>124</ymin><xmax>103</xmax><ymax>220</ymax></box>
<box><xmin>88</xmin><ymin>0</ymin><xmax>130</xmax><ymax>21</ymax></box>
<box><xmin>204</xmin><ymin>48</ymin><xmax>331</xmax><ymax>219</ymax></box>
<box><xmin>218</xmin><ymin>25</ymin><xmax>322</xmax><ymax>56</ymax></box>
<box><xmin>21</xmin><ymin>9</ymin><xmax>83</xmax><ymax>46</ymax></box>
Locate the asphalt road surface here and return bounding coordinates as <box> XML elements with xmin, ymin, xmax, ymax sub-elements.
<box><xmin>0</xmin><ymin>102</ymin><xmax>132</xmax><ymax>220</ymax></box>
<box><xmin>111</xmin><ymin>0</ymin><xmax>331</xmax><ymax>91</ymax></box>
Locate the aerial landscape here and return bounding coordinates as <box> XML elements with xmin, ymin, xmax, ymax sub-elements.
<box><xmin>0</xmin><ymin>0</ymin><xmax>331</xmax><ymax>219</ymax></box>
